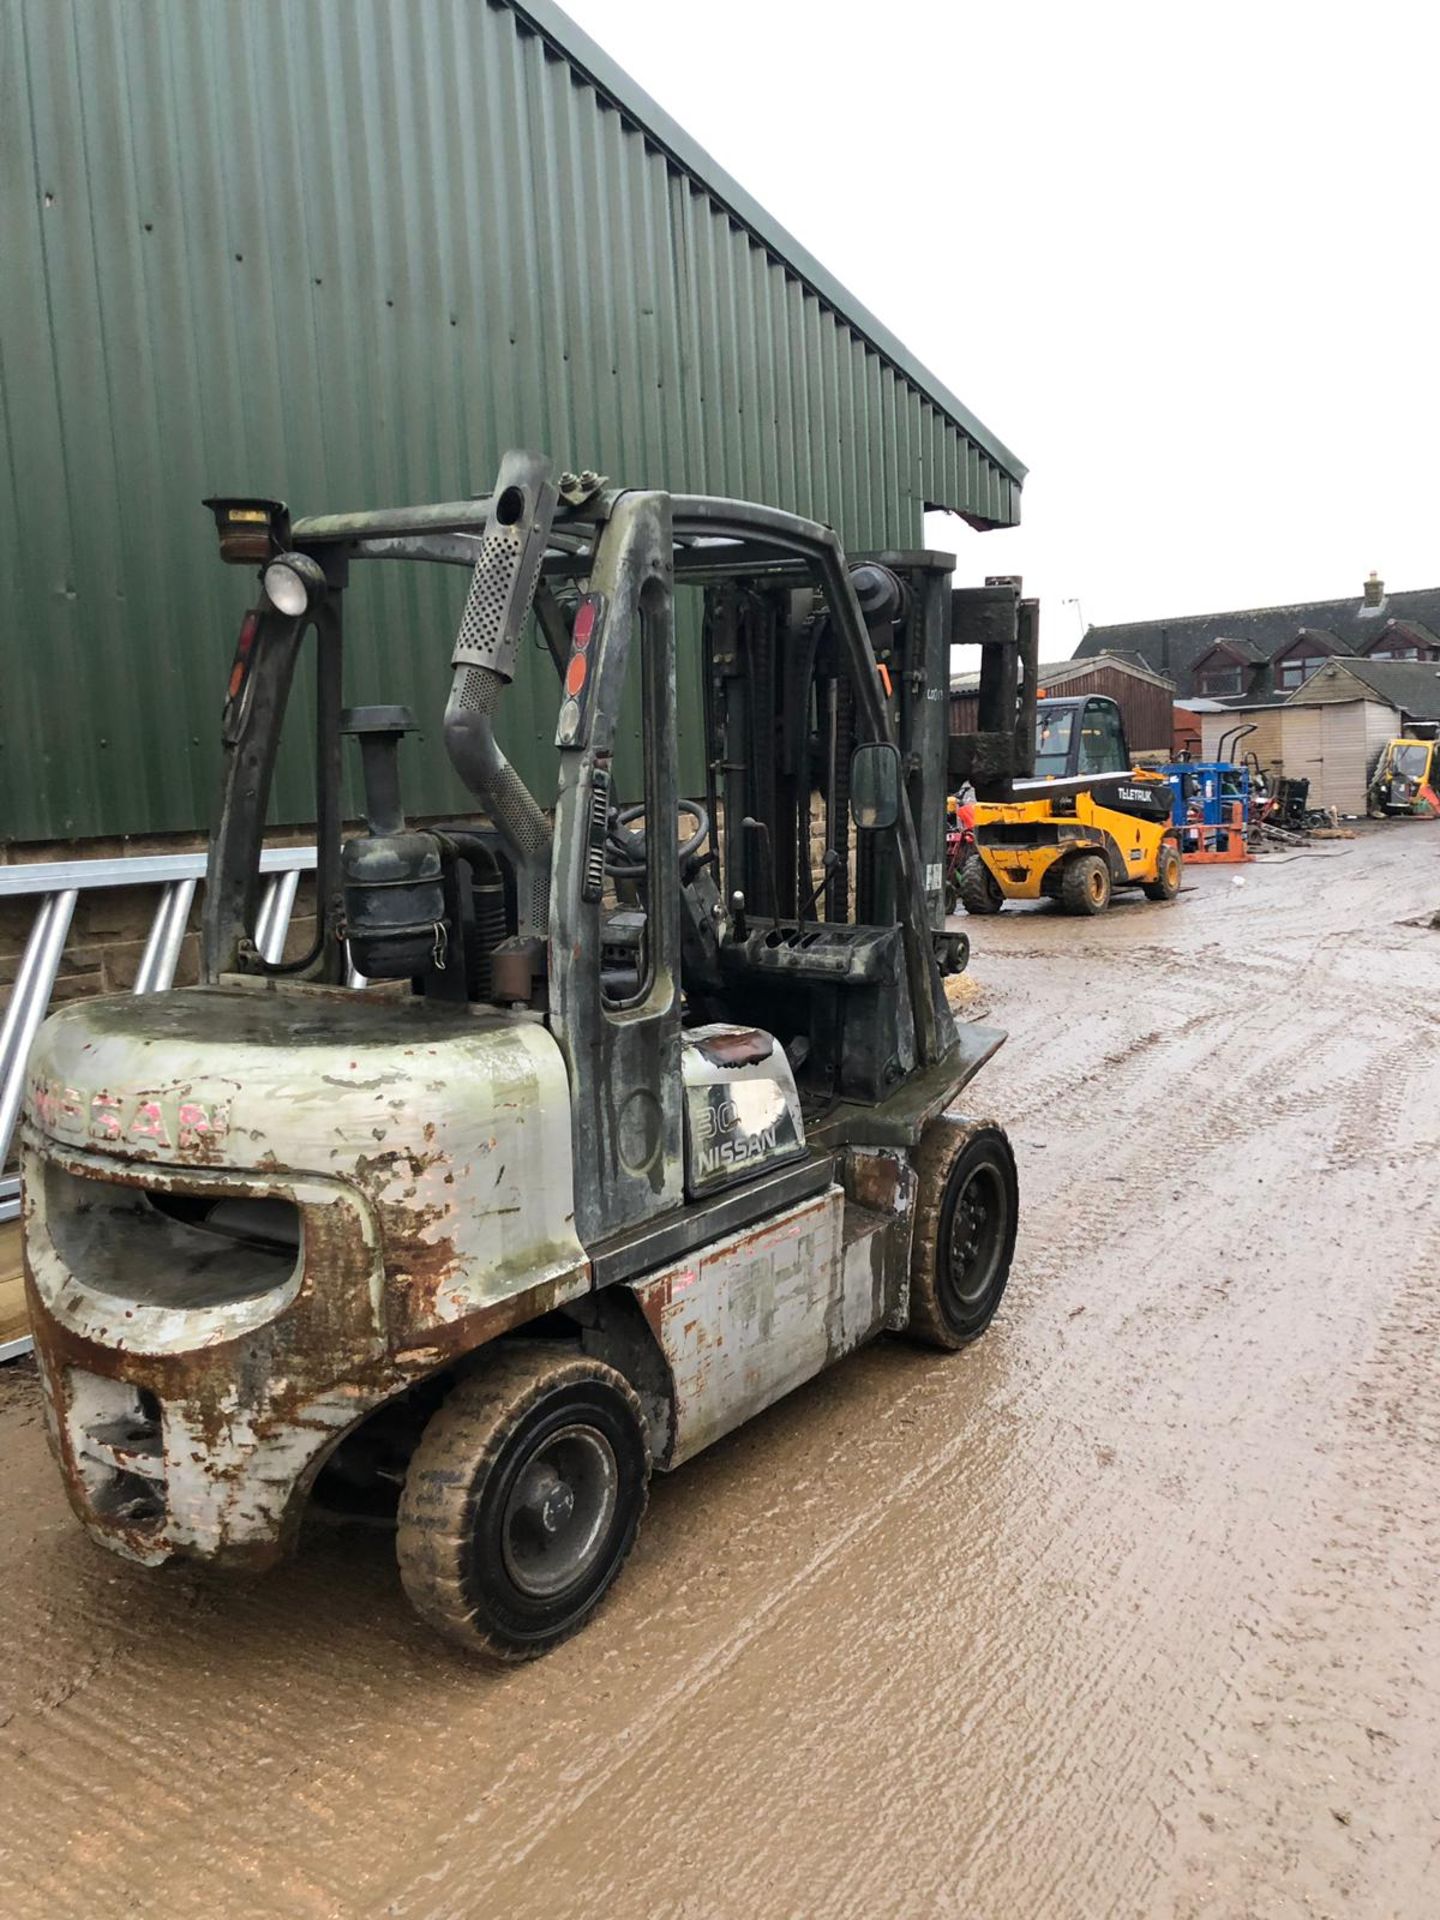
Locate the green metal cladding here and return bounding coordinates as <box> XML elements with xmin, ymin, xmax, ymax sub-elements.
<box><xmin>0</xmin><ymin>0</ymin><xmax>1024</xmax><ymax>843</ymax></box>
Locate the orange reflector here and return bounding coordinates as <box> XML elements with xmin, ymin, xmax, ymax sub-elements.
<box><xmin>878</xmin><ymin>662</ymin><xmax>893</xmax><ymax>697</ymax></box>
<box><xmin>226</xmin><ymin>612</ymin><xmax>259</xmax><ymax>699</ymax></box>
<box><xmin>565</xmin><ymin>653</ymin><xmax>587</xmax><ymax>697</ymax></box>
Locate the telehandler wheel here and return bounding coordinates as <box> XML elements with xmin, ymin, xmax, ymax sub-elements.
<box><xmin>957</xmin><ymin>853</ymin><xmax>1004</xmax><ymax>915</ymax></box>
<box><xmin>1060</xmin><ymin>853</ymin><xmax>1111</xmax><ymax>915</ymax></box>
<box><xmin>1142</xmin><ymin>840</ymin><xmax>1183</xmax><ymax>901</ymax></box>
<box><xmin>907</xmin><ymin>1120</ymin><xmax>1019</xmax><ymax>1351</ymax></box>
<box><xmin>397</xmin><ymin>1348</ymin><xmax>651</xmax><ymax>1662</ymax></box>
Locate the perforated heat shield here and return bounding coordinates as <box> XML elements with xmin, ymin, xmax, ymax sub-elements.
<box><xmin>450</xmin><ymin>451</ymin><xmax>560</xmax><ymax>683</ymax></box>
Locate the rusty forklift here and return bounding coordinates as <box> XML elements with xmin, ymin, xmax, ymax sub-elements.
<box><xmin>23</xmin><ymin>454</ymin><xmax>1022</xmax><ymax>1661</ymax></box>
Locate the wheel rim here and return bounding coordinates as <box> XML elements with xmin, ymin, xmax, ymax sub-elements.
<box><xmin>944</xmin><ymin>1161</ymin><xmax>1010</xmax><ymax>1311</ymax></box>
<box><xmin>500</xmin><ymin>1424</ymin><xmax>619</xmax><ymax>1599</ymax></box>
<box><xmin>1088</xmin><ymin>866</ymin><xmax>1105</xmax><ymax>903</ymax></box>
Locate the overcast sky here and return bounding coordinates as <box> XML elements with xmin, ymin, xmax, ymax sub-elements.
<box><xmin>559</xmin><ymin>0</ymin><xmax>1437</xmax><ymax>654</ymax></box>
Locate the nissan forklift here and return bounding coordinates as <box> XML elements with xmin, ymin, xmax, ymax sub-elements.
<box><xmin>22</xmin><ymin>453</ymin><xmax>1019</xmax><ymax>1661</ymax></box>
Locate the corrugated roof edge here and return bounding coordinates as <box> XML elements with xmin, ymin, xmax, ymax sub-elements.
<box><xmin>505</xmin><ymin>0</ymin><xmax>1027</xmax><ymax>488</ymax></box>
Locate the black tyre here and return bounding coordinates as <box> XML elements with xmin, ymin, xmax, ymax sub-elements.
<box><xmin>957</xmin><ymin>853</ymin><xmax>1004</xmax><ymax>915</ymax></box>
<box><xmin>1060</xmin><ymin>852</ymin><xmax>1111</xmax><ymax>915</ymax></box>
<box><xmin>907</xmin><ymin>1119</ymin><xmax>1019</xmax><ymax>1350</ymax></box>
<box><xmin>1142</xmin><ymin>839</ymin><xmax>1183</xmax><ymax>901</ymax></box>
<box><xmin>397</xmin><ymin>1348</ymin><xmax>651</xmax><ymax>1661</ymax></box>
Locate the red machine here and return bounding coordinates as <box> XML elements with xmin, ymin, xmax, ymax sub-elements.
<box><xmin>944</xmin><ymin>799</ymin><xmax>976</xmax><ymax>913</ymax></box>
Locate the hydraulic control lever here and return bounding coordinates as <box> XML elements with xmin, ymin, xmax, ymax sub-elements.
<box><xmin>799</xmin><ymin>848</ymin><xmax>842</xmax><ymax>925</ymax></box>
<box><xmin>741</xmin><ymin>816</ymin><xmax>780</xmax><ymax>923</ymax></box>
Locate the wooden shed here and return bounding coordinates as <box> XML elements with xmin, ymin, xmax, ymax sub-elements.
<box><xmin>1199</xmin><ymin>699</ymin><xmax>1398</xmax><ymax>813</ymax></box>
<box><xmin>1197</xmin><ymin>705</ymin><xmax>1288</xmax><ymax>784</ymax></box>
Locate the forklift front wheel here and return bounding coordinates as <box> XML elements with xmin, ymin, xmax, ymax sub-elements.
<box><xmin>1142</xmin><ymin>840</ymin><xmax>1183</xmax><ymax>902</ymax></box>
<box><xmin>1059</xmin><ymin>853</ymin><xmax>1111</xmax><ymax>915</ymax></box>
<box><xmin>906</xmin><ymin>1120</ymin><xmax>1019</xmax><ymax>1350</ymax></box>
<box><xmin>957</xmin><ymin>854</ymin><xmax>1004</xmax><ymax>916</ymax></box>
<box><xmin>397</xmin><ymin>1348</ymin><xmax>651</xmax><ymax>1662</ymax></box>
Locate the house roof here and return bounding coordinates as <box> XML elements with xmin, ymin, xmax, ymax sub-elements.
<box><xmin>1176</xmin><ymin>696</ymin><xmax>1288</xmax><ymax>713</ymax></box>
<box><xmin>1291</xmin><ymin>657</ymin><xmax>1440</xmax><ymax>719</ymax></box>
<box><xmin>949</xmin><ymin>650</ymin><xmax>1175</xmax><ymax>697</ymax></box>
<box><xmin>1367</xmin><ymin>618</ymin><xmax>1440</xmax><ymax>653</ymax></box>
<box><xmin>1194</xmin><ymin>635</ymin><xmax>1269</xmax><ymax>667</ymax></box>
<box><xmin>1075</xmin><ymin>583</ymin><xmax>1440</xmax><ymax>685</ymax></box>
<box><xmin>1277</xmin><ymin>627</ymin><xmax>1352</xmax><ymax>658</ymax></box>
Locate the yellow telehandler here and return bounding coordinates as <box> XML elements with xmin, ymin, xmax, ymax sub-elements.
<box><xmin>957</xmin><ymin>695</ymin><xmax>1180</xmax><ymax>916</ymax></box>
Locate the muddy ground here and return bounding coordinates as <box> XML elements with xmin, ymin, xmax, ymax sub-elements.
<box><xmin>2</xmin><ymin>825</ymin><xmax>1438</xmax><ymax>1919</ymax></box>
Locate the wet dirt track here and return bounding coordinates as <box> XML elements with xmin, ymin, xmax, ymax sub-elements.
<box><xmin>2</xmin><ymin>827</ymin><xmax>1439</xmax><ymax>1920</ymax></box>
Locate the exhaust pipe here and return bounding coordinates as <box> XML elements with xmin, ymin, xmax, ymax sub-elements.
<box><xmin>443</xmin><ymin>451</ymin><xmax>560</xmax><ymax>936</ymax></box>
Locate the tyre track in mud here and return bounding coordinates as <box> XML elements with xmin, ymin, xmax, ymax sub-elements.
<box><xmin>384</xmin><ymin>1066</ymin><xmax>1437</xmax><ymax>1916</ymax></box>
<box><xmin>383</xmin><ymin>837</ymin><xmax>1440</xmax><ymax>1918</ymax></box>
<box><xmin>1169</xmin><ymin>1217</ymin><xmax>1440</xmax><ymax>1919</ymax></box>
<box><xmin>2</xmin><ymin>830</ymin><xmax>1439</xmax><ymax>1919</ymax></box>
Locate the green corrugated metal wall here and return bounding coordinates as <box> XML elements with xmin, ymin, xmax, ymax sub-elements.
<box><xmin>0</xmin><ymin>0</ymin><xmax>1023</xmax><ymax>844</ymax></box>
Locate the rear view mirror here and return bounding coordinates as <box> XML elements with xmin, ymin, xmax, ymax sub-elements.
<box><xmin>849</xmin><ymin>741</ymin><xmax>901</xmax><ymax>831</ymax></box>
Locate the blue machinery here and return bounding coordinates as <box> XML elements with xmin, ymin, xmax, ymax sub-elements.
<box><xmin>1159</xmin><ymin>761</ymin><xmax>1253</xmax><ymax>862</ymax></box>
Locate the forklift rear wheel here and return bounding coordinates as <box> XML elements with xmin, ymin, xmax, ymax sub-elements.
<box><xmin>1142</xmin><ymin>841</ymin><xmax>1183</xmax><ymax>901</ymax></box>
<box><xmin>957</xmin><ymin>854</ymin><xmax>1004</xmax><ymax>915</ymax></box>
<box><xmin>1060</xmin><ymin>853</ymin><xmax>1111</xmax><ymax>915</ymax></box>
<box><xmin>397</xmin><ymin>1348</ymin><xmax>651</xmax><ymax>1662</ymax></box>
<box><xmin>907</xmin><ymin>1120</ymin><xmax>1018</xmax><ymax>1350</ymax></box>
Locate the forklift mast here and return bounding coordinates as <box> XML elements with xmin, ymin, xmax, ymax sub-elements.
<box><xmin>706</xmin><ymin>550</ymin><xmax>957</xmax><ymax>935</ymax></box>
<box><xmin>948</xmin><ymin>578</ymin><xmax>1040</xmax><ymax>802</ymax></box>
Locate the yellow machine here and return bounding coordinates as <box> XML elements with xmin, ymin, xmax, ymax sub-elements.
<box><xmin>1367</xmin><ymin>737</ymin><xmax>1440</xmax><ymax>817</ymax></box>
<box><xmin>958</xmin><ymin>695</ymin><xmax>1181</xmax><ymax>915</ymax></box>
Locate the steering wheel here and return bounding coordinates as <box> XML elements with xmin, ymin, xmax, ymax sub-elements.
<box><xmin>605</xmin><ymin>800</ymin><xmax>710</xmax><ymax>879</ymax></box>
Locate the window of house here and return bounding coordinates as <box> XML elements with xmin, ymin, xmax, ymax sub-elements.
<box><xmin>1197</xmin><ymin>663</ymin><xmax>1242</xmax><ymax>696</ymax></box>
<box><xmin>1278</xmin><ymin>654</ymin><xmax>1326</xmax><ymax>689</ymax></box>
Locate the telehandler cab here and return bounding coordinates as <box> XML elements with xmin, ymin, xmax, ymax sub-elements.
<box><xmin>22</xmin><ymin>453</ymin><xmax>1017</xmax><ymax>1660</ymax></box>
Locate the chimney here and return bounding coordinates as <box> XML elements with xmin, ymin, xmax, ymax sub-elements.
<box><xmin>1363</xmin><ymin>570</ymin><xmax>1385</xmax><ymax>608</ymax></box>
